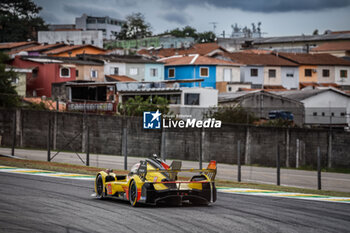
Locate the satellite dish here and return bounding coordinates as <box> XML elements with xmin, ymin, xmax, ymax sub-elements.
<box><xmin>173</xmin><ymin>82</ymin><xmax>180</xmax><ymax>88</ymax></box>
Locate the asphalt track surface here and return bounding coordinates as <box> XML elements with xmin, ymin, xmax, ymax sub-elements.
<box><xmin>1</xmin><ymin>173</ymin><xmax>350</xmax><ymax>233</ymax></box>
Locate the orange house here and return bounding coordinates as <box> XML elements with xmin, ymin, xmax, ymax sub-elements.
<box><xmin>298</xmin><ymin>65</ymin><xmax>318</xmax><ymax>83</ymax></box>
<box><xmin>44</xmin><ymin>45</ymin><xmax>106</xmax><ymax>57</ymax></box>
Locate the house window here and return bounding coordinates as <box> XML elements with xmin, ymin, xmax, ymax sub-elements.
<box><xmin>322</xmin><ymin>112</ymin><xmax>325</xmax><ymax>116</ymax></box>
<box><xmin>200</xmin><ymin>67</ymin><xmax>209</xmax><ymax>77</ymax></box>
<box><xmin>313</xmin><ymin>112</ymin><xmax>317</xmax><ymax>116</ymax></box>
<box><xmin>305</xmin><ymin>69</ymin><xmax>312</xmax><ymax>77</ymax></box>
<box><xmin>322</xmin><ymin>69</ymin><xmax>330</xmax><ymax>77</ymax></box>
<box><xmin>60</xmin><ymin>67</ymin><xmax>70</xmax><ymax>78</ymax></box>
<box><xmin>150</xmin><ymin>68</ymin><xmax>158</xmax><ymax>77</ymax></box>
<box><xmin>268</xmin><ymin>69</ymin><xmax>276</xmax><ymax>78</ymax></box>
<box><xmin>11</xmin><ymin>76</ymin><xmax>19</xmax><ymax>84</ymax></box>
<box><xmin>224</xmin><ymin>68</ymin><xmax>231</xmax><ymax>82</ymax></box>
<box><xmin>91</xmin><ymin>69</ymin><xmax>98</xmax><ymax>78</ymax></box>
<box><xmin>32</xmin><ymin>69</ymin><xmax>38</xmax><ymax>78</ymax></box>
<box><xmin>169</xmin><ymin>95</ymin><xmax>181</xmax><ymax>104</ymax></box>
<box><xmin>91</xmin><ymin>40</ymin><xmax>94</xmax><ymax>45</ymax></box>
<box><xmin>76</xmin><ymin>70</ymin><xmax>79</xmax><ymax>77</ymax></box>
<box><xmin>228</xmin><ymin>87</ymin><xmax>232</xmax><ymax>92</ymax></box>
<box><xmin>286</xmin><ymin>73</ymin><xmax>294</xmax><ymax>77</ymax></box>
<box><xmin>340</xmin><ymin>70</ymin><xmax>348</xmax><ymax>78</ymax></box>
<box><xmin>185</xmin><ymin>93</ymin><xmax>200</xmax><ymax>105</ymax></box>
<box><xmin>111</xmin><ymin>67</ymin><xmax>119</xmax><ymax>75</ymax></box>
<box><xmin>341</xmin><ymin>112</ymin><xmax>346</xmax><ymax>116</ymax></box>
<box><xmin>251</xmin><ymin>68</ymin><xmax>258</xmax><ymax>77</ymax></box>
<box><xmin>82</xmin><ymin>41</ymin><xmax>86</xmax><ymax>45</ymax></box>
<box><xmin>168</xmin><ymin>68</ymin><xmax>175</xmax><ymax>78</ymax></box>
<box><xmin>130</xmin><ymin>68</ymin><xmax>138</xmax><ymax>75</ymax></box>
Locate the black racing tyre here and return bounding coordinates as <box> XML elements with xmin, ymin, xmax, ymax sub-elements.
<box><xmin>129</xmin><ymin>180</ymin><xmax>138</xmax><ymax>207</ymax></box>
<box><xmin>96</xmin><ymin>174</ymin><xmax>105</xmax><ymax>199</ymax></box>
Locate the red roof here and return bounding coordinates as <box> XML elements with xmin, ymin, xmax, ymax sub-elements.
<box><xmin>311</xmin><ymin>42</ymin><xmax>350</xmax><ymax>52</ymax></box>
<box><xmin>219</xmin><ymin>52</ymin><xmax>298</xmax><ymax>66</ymax></box>
<box><xmin>105</xmin><ymin>75</ymin><xmax>137</xmax><ymax>82</ymax></box>
<box><xmin>0</xmin><ymin>41</ymin><xmax>38</xmax><ymax>50</ymax></box>
<box><xmin>8</xmin><ymin>43</ymin><xmax>66</xmax><ymax>55</ymax></box>
<box><xmin>138</xmin><ymin>43</ymin><xmax>224</xmax><ymax>58</ymax></box>
<box><xmin>160</xmin><ymin>54</ymin><xmax>240</xmax><ymax>66</ymax></box>
<box><xmin>277</xmin><ymin>52</ymin><xmax>350</xmax><ymax>66</ymax></box>
<box><xmin>240</xmin><ymin>49</ymin><xmax>272</xmax><ymax>54</ymax></box>
<box><xmin>300</xmin><ymin>82</ymin><xmax>340</xmax><ymax>89</ymax></box>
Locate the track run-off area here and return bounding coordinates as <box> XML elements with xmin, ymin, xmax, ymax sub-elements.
<box><xmin>1</xmin><ymin>165</ymin><xmax>350</xmax><ymax>204</ymax></box>
<box><xmin>1</xmin><ymin>165</ymin><xmax>350</xmax><ymax>232</ymax></box>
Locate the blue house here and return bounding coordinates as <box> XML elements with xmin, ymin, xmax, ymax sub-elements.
<box><xmin>161</xmin><ymin>55</ymin><xmax>238</xmax><ymax>89</ymax></box>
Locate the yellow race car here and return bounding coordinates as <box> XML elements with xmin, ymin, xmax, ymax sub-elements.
<box><xmin>94</xmin><ymin>155</ymin><xmax>217</xmax><ymax>207</ymax></box>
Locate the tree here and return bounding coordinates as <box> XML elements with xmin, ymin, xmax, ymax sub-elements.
<box><xmin>118</xmin><ymin>96</ymin><xmax>169</xmax><ymax>116</ymax></box>
<box><xmin>313</xmin><ymin>29</ymin><xmax>319</xmax><ymax>35</ymax></box>
<box><xmin>0</xmin><ymin>52</ymin><xmax>20</xmax><ymax>108</ymax></box>
<box><xmin>166</xmin><ymin>26</ymin><xmax>198</xmax><ymax>39</ymax></box>
<box><xmin>118</xmin><ymin>13</ymin><xmax>152</xmax><ymax>40</ymax></box>
<box><xmin>196</xmin><ymin>31</ymin><xmax>216</xmax><ymax>43</ymax></box>
<box><xmin>0</xmin><ymin>0</ymin><xmax>47</xmax><ymax>42</ymax></box>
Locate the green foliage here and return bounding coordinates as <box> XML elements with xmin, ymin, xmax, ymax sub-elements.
<box><xmin>118</xmin><ymin>96</ymin><xmax>169</xmax><ymax>116</ymax></box>
<box><xmin>0</xmin><ymin>52</ymin><xmax>20</xmax><ymax>108</ymax></box>
<box><xmin>0</xmin><ymin>0</ymin><xmax>47</xmax><ymax>42</ymax></box>
<box><xmin>197</xmin><ymin>31</ymin><xmax>217</xmax><ymax>43</ymax></box>
<box><xmin>205</xmin><ymin>106</ymin><xmax>257</xmax><ymax>124</ymax></box>
<box><xmin>259</xmin><ymin>118</ymin><xmax>294</xmax><ymax>127</ymax></box>
<box><xmin>165</xmin><ymin>26</ymin><xmax>216</xmax><ymax>43</ymax></box>
<box><xmin>118</xmin><ymin>13</ymin><xmax>152</xmax><ymax>40</ymax></box>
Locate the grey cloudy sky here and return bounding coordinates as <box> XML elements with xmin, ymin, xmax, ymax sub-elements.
<box><xmin>33</xmin><ymin>0</ymin><xmax>350</xmax><ymax>37</ymax></box>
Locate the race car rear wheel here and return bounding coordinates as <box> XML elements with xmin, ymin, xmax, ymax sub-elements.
<box><xmin>96</xmin><ymin>174</ymin><xmax>105</xmax><ymax>199</ymax></box>
<box><xmin>129</xmin><ymin>180</ymin><xmax>138</xmax><ymax>207</ymax></box>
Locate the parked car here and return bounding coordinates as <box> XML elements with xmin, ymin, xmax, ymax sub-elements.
<box><xmin>269</xmin><ymin>110</ymin><xmax>294</xmax><ymax>121</ymax></box>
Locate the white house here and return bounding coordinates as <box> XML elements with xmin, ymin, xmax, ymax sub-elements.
<box><xmin>276</xmin><ymin>88</ymin><xmax>350</xmax><ymax>126</ymax></box>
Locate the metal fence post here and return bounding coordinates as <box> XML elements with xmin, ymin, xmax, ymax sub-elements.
<box><xmin>199</xmin><ymin>128</ymin><xmax>203</xmax><ymax>169</ymax></box>
<box><xmin>317</xmin><ymin>146</ymin><xmax>321</xmax><ymax>190</ymax></box>
<box><xmin>237</xmin><ymin>140</ymin><xmax>241</xmax><ymax>182</ymax></box>
<box><xmin>11</xmin><ymin>111</ymin><xmax>16</xmax><ymax>156</ymax></box>
<box><xmin>122</xmin><ymin>127</ymin><xmax>128</xmax><ymax>170</ymax></box>
<box><xmin>86</xmin><ymin>126</ymin><xmax>90</xmax><ymax>166</ymax></box>
<box><xmin>276</xmin><ymin>144</ymin><xmax>280</xmax><ymax>186</ymax></box>
<box><xmin>47</xmin><ymin>119</ymin><xmax>51</xmax><ymax>162</ymax></box>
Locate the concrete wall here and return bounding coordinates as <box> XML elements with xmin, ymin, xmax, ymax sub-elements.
<box><xmin>1</xmin><ymin>109</ymin><xmax>350</xmax><ymax>169</ymax></box>
<box><xmin>335</xmin><ymin>66</ymin><xmax>350</xmax><ymax>86</ymax></box>
<box><xmin>104</xmin><ymin>62</ymin><xmax>126</xmax><ymax>76</ymax></box>
<box><xmin>263</xmin><ymin>66</ymin><xmax>282</xmax><ymax>86</ymax></box>
<box><xmin>144</xmin><ymin>63</ymin><xmax>164</xmax><ymax>81</ymax></box>
<box><xmin>125</xmin><ymin>63</ymin><xmax>145</xmax><ymax>81</ymax></box>
<box><xmin>216</xmin><ymin>66</ymin><xmax>241</xmax><ymax>82</ymax></box>
<box><xmin>241</xmin><ymin>66</ymin><xmax>264</xmax><ymax>86</ymax></box>
<box><xmin>281</xmin><ymin>67</ymin><xmax>299</xmax><ymax>89</ymax></box>
<box><xmin>38</xmin><ymin>31</ymin><xmax>103</xmax><ymax>48</ymax></box>
<box><xmin>317</xmin><ymin>66</ymin><xmax>335</xmax><ymax>83</ymax></box>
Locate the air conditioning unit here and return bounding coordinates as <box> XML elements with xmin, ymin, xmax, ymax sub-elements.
<box><xmin>173</xmin><ymin>82</ymin><xmax>180</xmax><ymax>88</ymax></box>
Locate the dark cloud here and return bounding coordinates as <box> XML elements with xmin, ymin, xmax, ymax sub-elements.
<box><xmin>160</xmin><ymin>12</ymin><xmax>191</xmax><ymax>25</ymax></box>
<box><xmin>161</xmin><ymin>0</ymin><xmax>350</xmax><ymax>12</ymax></box>
<box><xmin>114</xmin><ymin>0</ymin><xmax>138</xmax><ymax>8</ymax></box>
<box><xmin>63</xmin><ymin>4</ymin><xmax>121</xmax><ymax>18</ymax></box>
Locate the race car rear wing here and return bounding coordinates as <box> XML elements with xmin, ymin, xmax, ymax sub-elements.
<box><xmin>137</xmin><ymin>160</ymin><xmax>217</xmax><ymax>182</ymax></box>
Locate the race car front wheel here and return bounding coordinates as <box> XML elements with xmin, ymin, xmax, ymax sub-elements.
<box><xmin>129</xmin><ymin>180</ymin><xmax>138</xmax><ymax>207</ymax></box>
<box><xmin>96</xmin><ymin>174</ymin><xmax>105</xmax><ymax>199</ymax></box>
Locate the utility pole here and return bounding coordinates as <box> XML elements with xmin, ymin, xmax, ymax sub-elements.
<box><xmin>209</xmin><ymin>22</ymin><xmax>218</xmax><ymax>34</ymax></box>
